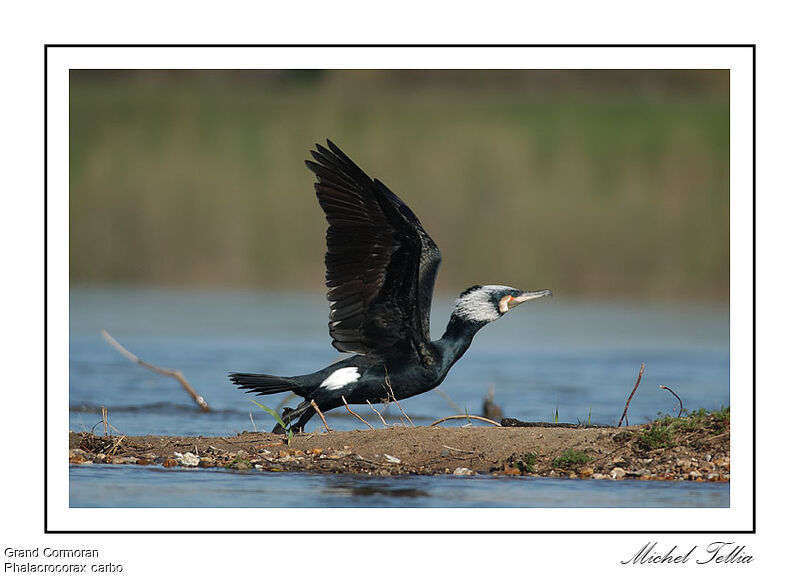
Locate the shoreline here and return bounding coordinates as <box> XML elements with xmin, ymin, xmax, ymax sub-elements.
<box><xmin>69</xmin><ymin>411</ymin><xmax>730</xmax><ymax>481</ymax></box>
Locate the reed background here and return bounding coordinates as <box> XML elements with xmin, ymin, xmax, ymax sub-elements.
<box><xmin>70</xmin><ymin>69</ymin><xmax>729</xmax><ymax>301</ymax></box>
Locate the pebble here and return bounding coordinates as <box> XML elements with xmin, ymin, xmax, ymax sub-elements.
<box><xmin>592</xmin><ymin>473</ymin><xmax>606</xmax><ymax>480</ymax></box>
<box><xmin>178</xmin><ymin>452</ymin><xmax>200</xmax><ymax>467</ymax></box>
<box><xmin>676</xmin><ymin>458</ymin><xmax>692</xmax><ymax>470</ymax></box>
<box><xmin>162</xmin><ymin>458</ymin><xmax>178</xmax><ymax>468</ymax></box>
<box><xmin>610</xmin><ymin>467</ymin><xmax>626</xmax><ymax>479</ymax></box>
<box><xmin>453</xmin><ymin>467</ymin><xmax>474</xmax><ymax>476</ymax></box>
<box><xmin>578</xmin><ymin>466</ymin><xmax>594</xmax><ymax>477</ymax></box>
<box><xmin>384</xmin><ymin>454</ymin><xmax>401</xmax><ymax>464</ymax></box>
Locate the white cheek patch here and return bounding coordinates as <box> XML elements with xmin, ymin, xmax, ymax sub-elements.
<box><xmin>320</xmin><ymin>367</ymin><xmax>361</xmax><ymax>390</ymax></box>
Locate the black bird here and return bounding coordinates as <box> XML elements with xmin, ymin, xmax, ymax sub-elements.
<box><xmin>230</xmin><ymin>140</ymin><xmax>552</xmax><ymax>432</ymax></box>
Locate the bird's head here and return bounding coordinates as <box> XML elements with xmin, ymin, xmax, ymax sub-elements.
<box><xmin>452</xmin><ymin>285</ymin><xmax>553</xmax><ymax>325</ymax></box>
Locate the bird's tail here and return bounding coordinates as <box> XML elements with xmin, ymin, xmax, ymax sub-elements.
<box><xmin>229</xmin><ymin>372</ymin><xmax>298</xmax><ymax>396</ymax></box>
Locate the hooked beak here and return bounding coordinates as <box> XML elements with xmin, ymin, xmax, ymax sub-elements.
<box><xmin>500</xmin><ymin>289</ymin><xmax>553</xmax><ymax>313</ymax></box>
<box><xmin>517</xmin><ymin>289</ymin><xmax>553</xmax><ymax>302</ymax></box>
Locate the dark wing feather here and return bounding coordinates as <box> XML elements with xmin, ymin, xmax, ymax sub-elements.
<box><xmin>306</xmin><ymin>140</ymin><xmax>441</xmax><ymax>359</ymax></box>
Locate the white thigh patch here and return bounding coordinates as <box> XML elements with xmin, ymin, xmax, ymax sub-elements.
<box><xmin>320</xmin><ymin>367</ymin><xmax>361</xmax><ymax>390</ymax></box>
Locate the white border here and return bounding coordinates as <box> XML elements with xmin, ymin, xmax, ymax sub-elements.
<box><xmin>48</xmin><ymin>45</ymin><xmax>753</xmax><ymax>532</ymax></box>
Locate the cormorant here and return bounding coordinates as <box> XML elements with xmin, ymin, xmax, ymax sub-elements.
<box><xmin>230</xmin><ymin>140</ymin><xmax>552</xmax><ymax>432</ymax></box>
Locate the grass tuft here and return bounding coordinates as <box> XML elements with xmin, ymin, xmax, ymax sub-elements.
<box><xmin>552</xmin><ymin>448</ymin><xmax>591</xmax><ymax>469</ymax></box>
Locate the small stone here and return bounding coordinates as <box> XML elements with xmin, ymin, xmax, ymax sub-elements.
<box><xmin>610</xmin><ymin>467</ymin><xmax>626</xmax><ymax>479</ymax></box>
<box><xmin>440</xmin><ymin>449</ymin><xmax>450</xmax><ymax>457</ymax></box>
<box><xmin>199</xmin><ymin>458</ymin><xmax>215</xmax><ymax>468</ymax></box>
<box><xmin>308</xmin><ymin>448</ymin><xmax>323</xmax><ymax>455</ymax></box>
<box><xmin>453</xmin><ymin>467</ymin><xmax>474</xmax><ymax>476</ymax></box>
<box><xmin>676</xmin><ymin>458</ymin><xmax>692</xmax><ymax>470</ymax></box>
<box><xmin>705</xmin><ymin>453</ymin><xmax>713</xmax><ymax>462</ymax></box>
<box><xmin>688</xmin><ymin>470</ymin><xmax>703</xmax><ymax>480</ymax></box>
<box><xmin>592</xmin><ymin>473</ymin><xmax>607</xmax><ymax>480</ymax></box>
<box><xmin>707</xmin><ymin>473</ymin><xmax>720</xmax><ymax>481</ymax></box>
<box><xmin>384</xmin><ymin>454</ymin><xmax>401</xmax><ymax>464</ymax></box>
<box><xmin>179</xmin><ymin>452</ymin><xmax>200</xmax><ymax>467</ymax></box>
<box><xmin>162</xmin><ymin>458</ymin><xmax>178</xmax><ymax>468</ymax></box>
<box><xmin>502</xmin><ymin>465</ymin><xmax>521</xmax><ymax>475</ymax></box>
<box><xmin>578</xmin><ymin>466</ymin><xmax>594</xmax><ymax>478</ymax></box>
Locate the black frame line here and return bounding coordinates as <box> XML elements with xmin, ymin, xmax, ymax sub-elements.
<box><xmin>47</xmin><ymin>43</ymin><xmax>755</xmax><ymax>534</ymax></box>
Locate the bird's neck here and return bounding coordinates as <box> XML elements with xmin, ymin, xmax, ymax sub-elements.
<box><xmin>436</xmin><ymin>314</ymin><xmax>486</xmax><ymax>368</ymax></box>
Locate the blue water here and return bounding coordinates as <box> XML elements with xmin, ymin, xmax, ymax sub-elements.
<box><xmin>70</xmin><ymin>464</ymin><xmax>730</xmax><ymax>508</ymax></box>
<box><xmin>69</xmin><ymin>286</ymin><xmax>729</xmax><ymax>507</ymax></box>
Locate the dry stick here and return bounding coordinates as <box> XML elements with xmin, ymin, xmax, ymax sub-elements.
<box><xmin>366</xmin><ymin>400</ymin><xmax>389</xmax><ymax>427</ymax></box>
<box><xmin>659</xmin><ymin>384</ymin><xmax>684</xmax><ymax>417</ymax></box>
<box><xmin>435</xmin><ymin>389</ymin><xmax>462</xmax><ymax>413</ymax></box>
<box><xmin>342</xmin><ymin>396</ymin><xmax>374</xmax><ymax>430</ymax></box>
<box><xmin>107</xmin><ymin>435</ymin><xmax>126</xmax><ymax>456</ymax></box>
<box><xmin>102</xmin><ymin>329</ymin><xmax>210</xmax><ymax>412</ymax></box>
<box><xmin>430</xmin><ymin>414</ymin><xmax>501</xmax><ymax>427</ymax></box>
<box><xmin>310</xmin><ymin>400</ymin><xmax>332</xmax><ymax>432</ymax></box>
<box><xmin>101</xmin><ymin>406</ymin><xmax>109</xmax><ymax>437</ymax></box>
<box><xmin>617</xmin><ymin>362</ymin><xmax>645</xmax><ymax>427</ymax></box>
<box><xmin>383</xmin><ymin>367</ymin><xmax>415</xmax><ymax>427</ymax></box>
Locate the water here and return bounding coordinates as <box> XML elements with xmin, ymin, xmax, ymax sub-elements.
<box><xmin>69</xmin><ymin>286</ymin><xmax>730</xmax><ymax>507</ymax></box>
<box><xmin>70</xmin><ymin>464</ymin><xmax>729</xmax><ymax>508</ymax></box>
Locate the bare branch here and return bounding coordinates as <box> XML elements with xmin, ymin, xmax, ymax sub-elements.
<box><xmin>342</xmin><ymin>396</ymin><xmax>374</xmax><ymax>430</ymax></box>
<box><xmin>659</xmin><ymin>384</ymin><xmax>684</xmax><ymax>417</ymax></box>
<box><xmin>310</xmin><ymin>400</ymin><xmax>332</xmax><ymax>432</ymax></box>
<box><xmin>102</xmin><ymin>329</ymin><xmax>210</xmax><ymax>412</ymax></box>
<box><xmin>366</xmin><ymin>400</ymin><xmax>389</xmax><ymax>427</ymax></box>
<box><xmin>430</xmin><ymin>414</ymin><xmax>501</xmax><ymax>427</ymax></box>
<box><xmin>617</xmin><ymin>362</ymin><xmax>645</xmax><ymax>427</ymax></box>
<box><xmin>383</xmin><ymin>367</ymin><xmax>414</xmax><ymax>427</ymax></box>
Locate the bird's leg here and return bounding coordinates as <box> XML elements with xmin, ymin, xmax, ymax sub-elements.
<box><xmin>291</xmin><ymin>405</ymin><xmax>318</xmax><ymax>433</ymax></box>
<box><xmin>272</xmin><ymin>402</ymin><xmax>312</xmax><ymax>434</ymax></box>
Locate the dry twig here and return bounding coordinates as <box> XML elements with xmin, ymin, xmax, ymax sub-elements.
<box><xmin>383</xmin><ymin>367</ymin><xmax>414</xmax><ymax>427</ymax></box>
<box><xmin>435</xmin><ymin>389</ymin><xmax>462</xmax><ymax>413</ymax></box>
<box><xmin>102</xmin><ymin>329</ymin><xmax>210</xmax><ymax>412</ymax></box>
<box><xmin>429</xmin><ymin>414</ymin><xmax>501</xmax><ymax>427</ymax></box>
<box><xmin>107</xmin><ymin>435</ymin><xmax>126</xmax><ymax>456</ymax></box>
<box><xmin>617</xmin><ymin>362</ymin><xmax>645</xmax><ymax>427</ymax></box>
<box><xmin>342</xmin><ymin>396</ymin><xmax>374</xmax><ymax>430</ymax></box>
<box><xmin>310</xmin><ymin>400</ymin><xmax>333</xmax><ymax>432</ymax></box>
<box><xmin>366</xmin><ymin>400</ymin><xmax>389</xmax><ymax>427</ymax></box>
<box><xmin>659</xmin><ymin>384</ymin><xmax>684</xmax><ymax>417</ymax></box>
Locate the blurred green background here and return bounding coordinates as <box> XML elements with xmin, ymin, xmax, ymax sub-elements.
<box><xmin>70</xmin><ymin>70</ymin><xmax>729</xmax><ymax>301</ymax></box>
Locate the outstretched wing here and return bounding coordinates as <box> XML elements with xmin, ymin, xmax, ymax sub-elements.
<box><xmin>305</xmin><ymin>140</ymin><xmax>441</xmax><ymax>360</ymax></box>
